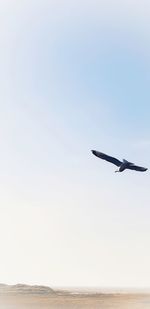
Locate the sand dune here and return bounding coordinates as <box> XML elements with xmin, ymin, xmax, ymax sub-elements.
<box><xmin>0</xmin><ymin>283</ymin><xmax>55</xmax><ymax>295</ymax></box>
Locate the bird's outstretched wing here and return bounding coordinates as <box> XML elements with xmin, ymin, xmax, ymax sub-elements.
<box><xmin>127</xmin><ymin>164</ymin><xmax>148</xmax><ymax>172</ymax></box>
<box><xmin>91</xmin><ymin>150</ymin><xmax>122</xmax><ymax>167</ymax></box>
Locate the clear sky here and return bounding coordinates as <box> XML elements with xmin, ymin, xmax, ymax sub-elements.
<box><xmin>0</xmin><ymin>0</ymin><xmax>150</xmax><ymax>288</ymax></box>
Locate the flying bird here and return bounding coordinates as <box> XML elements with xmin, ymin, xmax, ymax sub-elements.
<box><xmin>91</xmin><ymin>150</ymin><xmax>148</xmax><ymax>173</ymax></box>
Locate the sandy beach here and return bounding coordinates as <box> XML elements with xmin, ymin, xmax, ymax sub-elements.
<box><xmin>0</xmin><ymin>285</ymin><xmax>150</xmax><ymax>309</ymax></box>
<box><xmin>1</xmin><ymin>294</ymin><xmax>150</xmax><ymax>309</ymax></box>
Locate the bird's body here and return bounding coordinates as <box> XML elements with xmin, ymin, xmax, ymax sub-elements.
<box><xmin>91</xmin><ymin>150</ymin><xmax>148</xmax><ymax>173</ymax></box>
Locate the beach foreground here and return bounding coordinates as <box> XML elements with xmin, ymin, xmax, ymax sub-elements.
<box><xmin>0</xmin><ymin>288</ymin><xmax>150</xmax><ymax>309</ymax></box>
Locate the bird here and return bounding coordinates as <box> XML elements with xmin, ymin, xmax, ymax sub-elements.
<box><xmin>91</xmin><ymin>150</ymin><xmax>148</xmax><ymax>173</ymax></box>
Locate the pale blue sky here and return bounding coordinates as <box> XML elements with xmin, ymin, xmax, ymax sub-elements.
<box><xmin>0</xmin><ymin>0</ymin><xmax>150</xmax><ymax>287</ymax></box>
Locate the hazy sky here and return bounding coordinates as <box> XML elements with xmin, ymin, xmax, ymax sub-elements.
<box><xmin>0</xmin><ymin>0</ymin><xmax>150</xmax><ymax>288</ymax></box>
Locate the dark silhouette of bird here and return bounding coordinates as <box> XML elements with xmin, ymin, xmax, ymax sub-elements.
<box><xmin>91</xmin><ymin>150</ymin><xmax>148</xmax><ymax>173</ymax></box>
